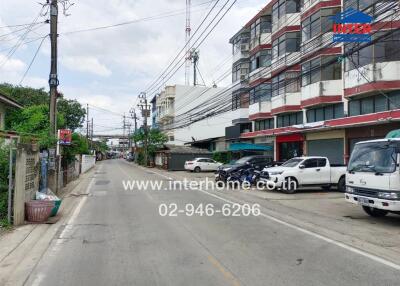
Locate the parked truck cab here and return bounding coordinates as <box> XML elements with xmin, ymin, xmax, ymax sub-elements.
<box><xmin>345</xmin><ymin>137</ymin><xmax>400</xmax><ymax>217</ymax></box>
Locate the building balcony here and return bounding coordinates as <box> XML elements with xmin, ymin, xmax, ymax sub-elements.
<box><xmin>164</xmin><ymin>88</ymin><xmax>175</xmax><ymax>99</ymax></box>
<box><xmin>271</xmin><ymin>92</ymin><xmax>301</xmax><ymax>114</ymax></box>
<box><xmin>301</xmin><ymin>80</ymin><xmax>343</xmax><ymax>108</ymax></box>
<box><xmin>250</xmin><ymin>32</ymin><xmax>272</xmax><ymax>51</ymax></box>
<box><xmin>271</xmin><ymin>52</ymin><xmax>301</xmax><ymax>73</ymax></box>
<box><xmin>301</xmin><ymin>0</ymin><xmax>321</xmax><ymax>11</ymax></box>
<box><xmin>344</xmin><ymin>61</ymin><xmax>400</xmax><ymax>97</ymax></box>
<box><xmin>301</xmin><ymin>33</ymin><xmax>338</xmax><ymax>58</ymax></box>
<box><xmin>232</xmin><ymin>46</ymin><xmax>250</xmax><ymax>63</ymax></box>
<box><xmin>272</xmin><ymin>13</ymin><xmax>300</xmax><ymax>34</ymax></box>
<box><xmin>249</xmin><ymin>101</ymin><xmax>272</xmax><ymax>120</ymax></box>
<box><xmin>232</xmin><ymin>76</ymin><xmax>249</xmax><ymax>93</ymax></box>
<box><xmin>249</xmin><ymin>66</ymin><xmax>271</xmax><ymax>86</ymax></box>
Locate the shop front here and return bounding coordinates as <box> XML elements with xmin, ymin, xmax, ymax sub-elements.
<box><xmin>305</xmin><ymin>130</ymin><xmax>345</xmax><ymax>165</ymax></box>
<box><xmin>275</xmin><ymin>134</ymin><xmax>304</xmax><ymax>162</ymax></box>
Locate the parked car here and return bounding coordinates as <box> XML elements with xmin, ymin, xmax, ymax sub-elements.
<box><xmin>215</xmin><ymin>155</ymin><xmax>275</xmax><ymax>182</ymax></box>
<box><xmin>184</xmin><ymin>158</ymin><xmax>222</xmax><ymax>172</ymax></box>
<box><xmin>260</xmin><ymin>156</ymin><xmax>346</xmax><ymax>194</ymax></box>
<box><xmin>126</xmin><ymin>152</ymin><xmax>135</xmax><ymax>162</ymax></box>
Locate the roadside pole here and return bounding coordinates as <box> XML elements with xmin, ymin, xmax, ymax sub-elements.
<box><xmin>48</xmin><ymin>0</ymin><xmax>59</xmax><ymax>193</ymax></box>
<box><xmin>138</xmin><ymin>93</ymin><xmax>150</xmax><ymax>166</ymax></box>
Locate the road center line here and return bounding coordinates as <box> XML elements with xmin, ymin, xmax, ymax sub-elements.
<box><xmin>144</xmin><ymin>167</ymin><xmax>400</xmax><ymax>271</ymax></box>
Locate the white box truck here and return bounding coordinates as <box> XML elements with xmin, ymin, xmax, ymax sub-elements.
<box><xmin>345</xmin><ymin>130</ymin><xmax>400</xmax><ymax>217</ymax></box>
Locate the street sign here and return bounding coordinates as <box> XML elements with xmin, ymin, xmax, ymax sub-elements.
<box><xmin>58</xmin><ymin>129</ymin><xmax>72</xmax><ymax>145</ymax></box>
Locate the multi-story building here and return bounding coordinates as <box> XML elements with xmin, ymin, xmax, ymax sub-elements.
<box><xmin>155</xmin><ymin>85</ymin><xmax>231</xmax><ymax>151</ymax></box>
<box><xmin>234</xmin><ymin>0</ymin><xmax>400</xmax><ymax>164</ymax></box>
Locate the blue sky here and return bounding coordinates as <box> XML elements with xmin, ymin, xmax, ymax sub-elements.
<box><xmin>0</xmin><ymin>0</ymin><xmax>267</xmax><ymax>135</ymax></box>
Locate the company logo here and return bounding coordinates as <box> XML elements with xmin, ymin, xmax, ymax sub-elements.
<box><xmin>331</xmin><ymin>8</ymin><xmax>373</xmax><ymax>43</ymax></box>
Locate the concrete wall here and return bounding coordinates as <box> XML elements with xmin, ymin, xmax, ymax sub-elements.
<box><xmin>81</xmin><ymin>155</ymin><xmax>96</xmax><ymax>173</ymax></box>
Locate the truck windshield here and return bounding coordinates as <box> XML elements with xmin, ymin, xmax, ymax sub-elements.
<box><xmin>281</xmin><ymin>158</ymin><xmax>303</xmax><ymax>167</ymax></box>
<box><xmin>348</xmin><ymin>143</ymin><xmax>397</xmax><ymax>173</ymax></box>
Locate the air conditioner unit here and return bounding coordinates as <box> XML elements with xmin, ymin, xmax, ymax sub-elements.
<box><xmin>240</xmin><ymin>74</ymin><xmax>247</xmax><ymax>81</ymax></box>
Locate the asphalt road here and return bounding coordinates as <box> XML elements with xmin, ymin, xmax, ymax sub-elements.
<box><xmin>26</xmin><ymin>159</ymin><xmax>400</xmax><ymax>286</ymax></box>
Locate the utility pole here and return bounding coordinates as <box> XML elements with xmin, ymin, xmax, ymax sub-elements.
<box><xmin>130</xmin><ymin>108</ymin><xmax>138</xmax><ymax>149</ymax></box>
<box><xmin>122</xmin><ymin>113</ymin><xmax>126</xmax><ymax>155</ymax></box>
<box><xmin>90</xmin><ymin>118</ymin><xmax>94</xmax><ymax>152</ymax></box>
<box><xmin>192</xmin><ymin>49</ymin><xmax>199</xmax><ymax>86</ymax></box>
<box><xmin>138</xmin><ymin>93</ymin><xmax>150</xmax><ymax>166</ymax></box>
<box><xmin>48</xmin><ymin>0</ymin><xmax>59</xmax><ymax>193</ymax></box>
<box><xmin>49</xmin><ymin>0</ymin><xmax>59</xmax><ymax>137</ymax></box>
<box><xmin>86</xmin><ymin>104</ymin><xmax>89</xmax><ymax>140</ymax></box>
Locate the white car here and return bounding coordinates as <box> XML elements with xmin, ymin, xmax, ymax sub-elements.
<box><xmin>184</xmin><ymin>158</ymin><xmax>222</xmax><ymax>172</ymax></box>
<box><xmin>260</xmin><ymin>156</ymin><xmax>346</xmax><ymax>193</ymax></box>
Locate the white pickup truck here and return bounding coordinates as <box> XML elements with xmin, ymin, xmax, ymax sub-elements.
<box><xmin>260</xmin><ymin>156</ymin><xmax>347</xmax><ymax>194</ymax></box>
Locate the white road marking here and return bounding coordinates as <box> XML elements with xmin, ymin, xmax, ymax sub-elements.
<box><xmin>145</xmin><ymin>167</ymin><xmax>400</xmax><ymax>271</ymax></box>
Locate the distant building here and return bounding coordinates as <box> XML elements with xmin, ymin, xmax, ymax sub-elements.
<box><xmin>154</xmin><ymin>85</ymin><xmax>232</xmax><ymax>151</ymax></box>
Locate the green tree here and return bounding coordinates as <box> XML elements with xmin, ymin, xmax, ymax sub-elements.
<box><xmin>1</xmin><ymin>84</ymin><xmax>86</xmax><ymax>132</ymax></box>
<box><xmin>57</xmin><ymin>98</ymin><xmax>86</xmax><ymax>131</ymax></box>
<box><xmin>132</xmin><ymin>129</ymin><xmax>168</xmax><ymax>164</ymax></box>
<box><xmin>63</xmin><ymin>133</ymin><xmax>90</xmax><ymax>163</ymax></box>
<box><xmin>10</xmin><ymin>105</ymin><xmax>65</xmax><ymax>148</ymax></box>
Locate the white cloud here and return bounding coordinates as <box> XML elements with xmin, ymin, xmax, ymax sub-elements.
<box><xmin>61</xmin><ymin>56</ymin><xmax>112</xmax><ymax>77</ymax></box>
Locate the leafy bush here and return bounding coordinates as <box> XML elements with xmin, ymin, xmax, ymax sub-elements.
<box><xmin>137</xmin><ymin>151</ymin><xmax>145</xmax><ymax>166</ymax></box>
<box><xmin>0</xmin><ymin>144</ymin><xmax>10</xmax><ymax>225</ymax></box>
<box><xmin>213</xmin><ymin>151</ymin><xmax>232</xmax><ymax>164</ymax></box>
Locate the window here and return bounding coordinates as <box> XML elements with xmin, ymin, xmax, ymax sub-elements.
<box><xmin>306</xmin><ymin>103</ymin><xmax>344</xmax><ymax>123</ymax></box>
<box><xmin>345</xmin><ymin>30</ymin><xmax>400</xmax><ymax>71</ymax></box>
<box><xmin>272</xmin><ymin>32</ymin><xmax>300</xmax><ymax>60</ymax></box>
<box><xmin>232</xmin><ymin>61</ymin><xmax>250</xmax><ymax>82</ymax></box>
<box><xmin>260</xmin><ymin>15</ymin><xmax>272</xmax><ymax>34</ymax></box>
<box><xmin>317</xmin><ymin>158</ymin><xmax>327</xmax><ymax>167</ymax></box>
<box><xmin>301</xmin><ymin>8</ymin><xmax>340</xmax><ymax>42</ymax></box>
<box><xmin>302</xmin><ymin>56</ymin><xmax>341</xmax><ymax>86</ymax></box>
<box><xmin>272</xmin><ymin>72</ymin><xmax>300</xmax><ymax>96</ymax></box>
<box><xmin>277</xmin><ymin>112</ymin><xmax>303</xmax><ymax>127</ymax></box>
<box><xmin>347</xmin><ymin>93</ymin><xmax>400</xmax><ymax>116</ymax></box>
<box><xmin>255</xmin><ymin>118</ymin><xmax>274</xmax><ymax>131</ymax></box>
<box><xmin>273</xmin><ymin>0</ymin><xmax>286</xmax><ymax>23</ymax></box>
<box><xmin>286</xmin><ymin>0</ymin><xmax>300</xmax><ymax>13</ymax></box>
<box><xmin>250</xmin><ymin>83</ymin><xmax>272</xmax><ymax>104</ymax></box>
<box><xmin>303</xmin><ymin>159</ymin><xmax>318</xmax><ymax>168</ymax></box>
<box><xmin>344</xmin><ymin>0</ymin><xmax>374</xmax><ymax>10</ymax></box>
<box><xmin>250</xmin><ymin>50</ymin><xmax>272</xmax><ymax>72</ymax></box>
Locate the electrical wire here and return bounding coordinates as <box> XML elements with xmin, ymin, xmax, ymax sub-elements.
<box><xmin>19</xmin><ymin>35</ymin><xmax>48</xmax><ymax>85</ymax></box>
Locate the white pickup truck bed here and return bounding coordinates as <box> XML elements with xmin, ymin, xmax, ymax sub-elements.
<box><xmin>261</xmin><ymin>156</ymin><xmax>346</xmax><ymax>194</ymax></box>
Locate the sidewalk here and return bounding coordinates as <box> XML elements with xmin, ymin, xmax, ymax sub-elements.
<box><xmin>0</xmin><ymin>164</ymin><xmax>98</xmax><ymax>286</ymax></box>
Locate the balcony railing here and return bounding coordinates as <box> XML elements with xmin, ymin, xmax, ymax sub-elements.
<box><xmin>271</xmin><ymin>52</ymin><xmax>301</xmax><ymax>72</ymax></box>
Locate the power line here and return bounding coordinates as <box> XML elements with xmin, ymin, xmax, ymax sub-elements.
<box><xmin>147</xmin><ymin>0</ymin><xmax>238</xmax><ymax>97</ymax></box>
<box><xmin>144</xmin><ymin>0</ymin><xmax>223</xmax><ymax>93</ymax></box>
<box><xmin>60</xmin><ymin>0</ymin><xmax>216</xmax><ymax>36</ymax></box>
<box><xmin>19</xmin><ymin>35</ymin><xmax>48</xmax><ymax>85</ymax></box>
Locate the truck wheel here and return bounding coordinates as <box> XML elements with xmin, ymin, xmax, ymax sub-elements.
<box><xmin>362</xmin><ymin>206</ymin><xmax>388</xmax><ymax>217</ymax></box>
<box><xmin>282</xmin><ymin>177</ymin><xmax>297</xmax><ymax>194</ymax></box>
<box><xmin>338</xmin><ymin>177</ymin><xmax>346</xmax><ymax>193</ymax></box>
<box><xmin>194</xmin><ymin>166</ymin><xmax>201</xmax><ymax>173</ymax></box>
